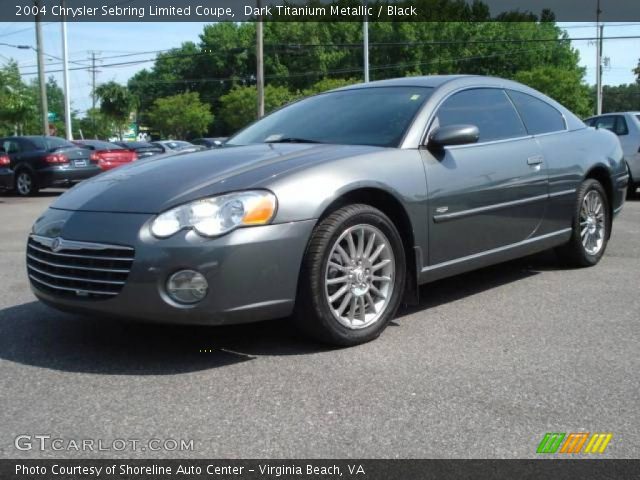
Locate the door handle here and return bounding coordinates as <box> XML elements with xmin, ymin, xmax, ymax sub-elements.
<box><xmin>527</xmin><ymin>155</ymin><xmax>544</xmax><ymax>166</ymax></box>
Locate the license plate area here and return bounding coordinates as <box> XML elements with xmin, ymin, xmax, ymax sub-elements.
<box><xmin>73</xmin><ymin>159</ymin><xmax>87</xmax><ymax>167</ymax></box>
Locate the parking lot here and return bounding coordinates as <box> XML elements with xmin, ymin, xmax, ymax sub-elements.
<box><xmin>0</xmin><ymin>190</ymin><xmax>638</xmax><ymax>459</ymax></box>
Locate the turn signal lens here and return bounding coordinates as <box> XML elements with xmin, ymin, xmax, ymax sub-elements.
<box><xmin>242</xmin><ymin>195</ymin><xmax>277</xmax><ymax>225</ymax></box>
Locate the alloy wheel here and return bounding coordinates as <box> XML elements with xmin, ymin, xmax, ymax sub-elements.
<box><xmin>580</xmin><ymin>190</ymin><xmax>606</xmax><ymax>255</ymax></box>
<box><xmin>324</xmin><ymin>224</ymin><xmax>395</xmax><ymax>329</ymax></box>
<box><xmin>16</xmin><ymin>172</ymin><xmax>32</xmax><ymax>196</ymax></box>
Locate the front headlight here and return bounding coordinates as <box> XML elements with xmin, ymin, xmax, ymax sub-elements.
<box><xmin>151</xmin><ymin>190</ymin><xmax>277</xmax><ymax>238</ymax></box>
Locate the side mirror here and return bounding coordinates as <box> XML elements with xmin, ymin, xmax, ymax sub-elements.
<box><xmin>427</xmin><ymin>124</ymin><xmax>480</xmax><ymax>149</ymax></box>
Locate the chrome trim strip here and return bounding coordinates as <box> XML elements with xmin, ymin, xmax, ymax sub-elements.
<box><xmin>26</xmin><ymin>253</ymin><xmax>130</xmax><ymax>274</ymax></box>
<box><xmin>30</xmin><ymin>234</ymin><xmax>133</xmax><ymax>252</ymax></box>
<box><xmin>27</xmin><ymin>264</ymin><xmax>126</xmax><ymax>285</ymax></box>
<box><xmin>549</xmin><ymin>189</ymin><xmax>576</xmax><ymax>198</ymax></box>
<box><xmin>29</xmin><ymin>275</ymin><xmax>118</xmax><ymax>296</ymax></box>
<box><xmin>433</xmin><ymin>193</ymin><xmax>548</xmax><ymax>223</ymax></box>
<box><xmin>422</xmin><ymin>228</ymin><xmax>572</xmax><ymax>272</ymax></box>
<box><xmin>444</xmin><ymin>134</ymin><xmax>534</xmax><ymax>150</ymax></box>
<box><xmin>27</xmin><ymin>242</ymin><xmax>134</xmax><ymax>261</ymax></box>
<box><xmin>614</xmin><ymin>205</ymin><xmax>624</xmax><ymax>214</ymax></box>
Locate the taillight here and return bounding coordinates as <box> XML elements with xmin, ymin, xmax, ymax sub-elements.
<box><xmin>45</xmin><ymin>153</ymin><xmax>68</xmax><ymax>164</ymax></box>
<box><xmin>129</xmin><ymin>151</ymin><xmax>138</xmax><ymax>161</ymax></box>
<box><xmin>0</xmin><ymin>154</ymin><xmax>9</xmax><ymax>166</ymax></box>
<box><xmin>90</xmin><ymin>152</ymin><xmax>100</xmax><ymax>161</ymax></box>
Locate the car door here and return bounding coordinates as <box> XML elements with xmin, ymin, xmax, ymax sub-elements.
<box><xmin>421</xmin><ymin>88</ymin><xmax>548</xmax><ymax>266</ymax></box>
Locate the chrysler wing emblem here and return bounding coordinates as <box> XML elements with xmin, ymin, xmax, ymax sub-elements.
<box><xmin>51</xmin><ymin>237</ymin><xmax>63</xmax><ymax>252</ymax></box>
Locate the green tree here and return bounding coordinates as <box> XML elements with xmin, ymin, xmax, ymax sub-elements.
<box><xmin>148</xmin><ymin>92</ymin><xmax>213</xmax><ymax>139</ymax></box>
<box><xmin>95</xmin><ymin>81</ymin><xmax>137</xmax><ymax>139</ymax></box>
<box><xmin>514</xmin><ymin>66</ymin><xmax>592</xmax><ymax>117</ymax></box>
<box><xmin>0</xmin><ymin>62</ymin><xmax>36</xmax><ymax>136</ymax></box>
<box><xmin>76</xmin><ymin>108</ymin><xmax>113</xmax><ymax>139</ymax></box>
<box><xmin>302</xmin><ymin>78</ymin><xmax>359</xmax><ymax>96</ymax></box>
<box><xmin>219</xmin><ymin>85</ymin><xmax>296</xmax><ymax>132</ymax></box>
<box><xmin>601</xmin><ymin>84</ymin><xmax>640</xmax><ymax>113</ymax></box>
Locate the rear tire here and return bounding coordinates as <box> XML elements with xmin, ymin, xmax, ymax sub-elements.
<box><xmin>294</xmin><ymin>204</ymin><xmax>406</xmax><ymax>346</ymax></box>
<box><xmin>14</xmin><ymin>170</ymin><xmax>39</xmax><ymax>196</ymax></box>
<box><xmin>556</xmin><ymin>179</ymin><xmax>610</xmax><ymax>267</ymax></box>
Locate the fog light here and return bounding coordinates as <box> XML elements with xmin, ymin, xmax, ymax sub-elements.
<box><xmin>166</xmin><ymin>270</ymin><xmax>208</xmax><ymax>304</ymax></box>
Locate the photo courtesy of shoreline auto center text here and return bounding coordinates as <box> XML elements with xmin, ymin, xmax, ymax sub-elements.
<box><xmin>0</xmin><ymin>1</ymin><xmax>639</xmax><ymax>479</ymax></box>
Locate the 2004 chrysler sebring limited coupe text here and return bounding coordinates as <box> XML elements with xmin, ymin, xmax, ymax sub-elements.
<box><xmin>27</xmin><ymin>76</ymin><xmax>628</xmax><ymax>345</ymax></box>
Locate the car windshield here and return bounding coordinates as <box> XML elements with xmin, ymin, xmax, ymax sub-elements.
<box><xmin>31</xmin><ymin>136</ymin><xmax>76</xmax><ymax>151</ymax></box>
<box><xmin>160</xmin><ymin>141</ymin><xmax>191</xmax><ymax>149</ymax></box>
<box><xmin>228</xmin><ymin>86</ymin><xmax>434</xmax><ymax>148</ymax></box>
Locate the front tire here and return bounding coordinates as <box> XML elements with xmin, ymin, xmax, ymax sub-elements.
<box><xmin>295</xmin><ymin>204</ymin><xmax>406</xmax><ymax>346</ymax></box>
<box><xmin>556</xmin><ymin>179</ymin><xmax>610</xmax><ymax>267</ymax></box>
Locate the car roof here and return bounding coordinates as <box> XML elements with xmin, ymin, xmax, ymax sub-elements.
<box><xmin>586</xmin><ymin>112</ymin><xmax>640</xmax><ymax>117</ymax></box>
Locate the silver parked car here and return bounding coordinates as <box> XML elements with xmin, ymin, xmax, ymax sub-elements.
<box><xmin>585</xmin><ymin>112</ymin><xmax>640</xmax><ymax>198</ymax></box>
<box><xmin>27</xmin><ymin>76</ymin><xmax>627</xmax><ymax>346</ymax></box>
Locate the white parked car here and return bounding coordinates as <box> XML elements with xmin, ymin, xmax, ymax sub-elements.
<box><xmin>585</xmin><ymin>112</ymin><xmax>640</xmax><ymax>198</ymax></box>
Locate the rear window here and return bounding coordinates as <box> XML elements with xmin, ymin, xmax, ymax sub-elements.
<box><xmin>507</xmin><ymin>90</ymin><xmax>566</xmax><ymax>135</ymax></box>
<box><xmin>30</xmin><ymin>136</ymin><xmax>76</xmax><ymax>151</ymax></box>
<box><xmin>80</xmin><ymin>140</ymin><xmax>123</xmax><ymax>150</ymax></box>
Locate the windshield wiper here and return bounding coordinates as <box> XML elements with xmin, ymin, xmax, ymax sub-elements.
<box><xmin>265</xmin><ymin>137</ymin><xmax>323</xmax><ymax>144</ymax></box>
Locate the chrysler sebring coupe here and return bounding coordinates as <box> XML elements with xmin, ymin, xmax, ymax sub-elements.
<box><xmin>27</xmin><ymin>76</ymin><xmax>628</xmax><ymax>345</ymax></box>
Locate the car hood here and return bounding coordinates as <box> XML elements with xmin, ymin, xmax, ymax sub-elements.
<box><xmin>51</xmin><ymin>143</ymin><xmax>383</xmax><ymax>214</ymax></box>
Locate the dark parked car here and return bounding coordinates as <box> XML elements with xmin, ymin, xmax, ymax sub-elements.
<box><xmin>27</xmin><ymin>76</ymin><xmax>627</xmax><ymax>346</ymax></box>
<box><xmin>1</xmin><ymin>136</ymin><xmax>101</xmax><ymax>196</ymax></box>
<box><xmin>191</xmin><ymin>137</ymin><xmax>228</xmax><ymax>149</ymax></box>
<box><xmin>0</xmin><ymin>152</ymin><xmax>14</xmax><ymax>191</ymax></box>
<box><xmin>113</xmin><ymin>141</ymin><xmax>165</xmax><ymax>159</ymax></box>
<box><xmin>74</xmin><ymin>139</ymin><xmax>137</xmax><ymax>171</ymax></box>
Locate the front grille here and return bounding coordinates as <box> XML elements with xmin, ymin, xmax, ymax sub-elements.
<box><xmin>27</xmin><ymin>235</ymin><xmax>134</xmax><ymax>299</ymax></box>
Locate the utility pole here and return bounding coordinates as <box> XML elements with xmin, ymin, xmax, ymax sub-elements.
<box><xmin>256</xmin><ymin>0</ymin><xmax>264</xmax><ymax>118</ymax></box>
<box><xmin>595</xmin><ymin>0</ymin><xmax>603</xmax><ymax>115</ymax></box>
<box><xmin>88</xmin><ymin>51</ymin><xmax>100</xmax><ymax>132</ymax></box>
<box><xmin>34</xmin><ymin>0</ymin><xmax>49</xmax><ymax>136</ymax></box>
<box><xmin>363</xmin><ymin>2</ymin><xmax>369</xmax><ymax>82</ymax></box>
<box><xmin>61</xmin><ymin>0</ymin><xmax>72</xmax><ymax>140</ymax></box>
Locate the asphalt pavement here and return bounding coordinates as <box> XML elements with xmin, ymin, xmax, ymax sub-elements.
<box><xmin>1</xmin><ymin>190</ymin><xmax>638</xmax><ymax>459</ymax></box>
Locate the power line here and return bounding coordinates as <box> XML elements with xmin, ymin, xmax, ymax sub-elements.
<box><xmin>17</xmin><ymin>34</ymin><xmax>640</xmax><ymax>77</ymax></box>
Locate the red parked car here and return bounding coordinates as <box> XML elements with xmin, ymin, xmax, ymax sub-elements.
<box><xmin>74</xmin><ymin>140</ymin><xmax>137</xmax><ymax>171</ymax></box>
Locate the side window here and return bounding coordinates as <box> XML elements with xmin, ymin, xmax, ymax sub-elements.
<box><xmin>507</xmin><ymin>90</ymin><xmax>566</xmax><ymax>135</ymax></box>
<box><xmin>434</xmin><ymin>88</ymin><xmax>526</xmax><ymax>142</ymax></box>
<box><xmin>614</xmin><ymin>116</ymin><xmax>628</xmax><ymax>136</ymax></box>
<box><xmin>594</xmin><ymin>116</ymin><xmax>616</xmax><ymax>133</ymax></box>
<box><xmin>17</xmin><ymin>139</ymin><xmax>36</xmax><ymax>152</ymax></box>
<box><xmin>3</xmin><ymin>140</ymin><xmax>21</xmax><ymax>154</ymax></box>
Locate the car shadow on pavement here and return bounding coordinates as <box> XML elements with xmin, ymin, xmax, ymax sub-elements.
<box><xmin>0</xmin><ymin>301</ymin><xmax>325</xmax><ymax>375</ymax></box>
<box><xmin>0</xmin><ymin>250</ymin><xmax>561</xmax><ymax>375</ymax></box>
<box><xmin>395</xmin><ymin>249</ymin><xmax>557</xmax><ymax>318</ymax></box>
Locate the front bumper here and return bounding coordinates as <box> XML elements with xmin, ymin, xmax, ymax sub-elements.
<box><xmin>0</xmin><ymin>168</ymin><xmax>14</xmax><ymax>190</ymax></box>
<box><xmin>29</xmin><ymin>208</ymin><xmax>316</xmax><ymax>325</ymax></box>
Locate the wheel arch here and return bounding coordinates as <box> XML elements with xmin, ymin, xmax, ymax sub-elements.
<box><xmin>315</xmin><ymin>187</ymin><xmax>420</xmax><ymax>305</ymax></box>
<box><xmin>583</xmin><ymin>164</ymin><xmax>614</xmax><ymax>237</ymax></box>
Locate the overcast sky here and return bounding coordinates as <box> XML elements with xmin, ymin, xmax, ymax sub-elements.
<box><xmin>0</xmin><ymin>21</ymin><xmax>638</xmax><ymax>114</ymax></box>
